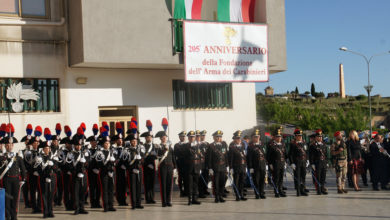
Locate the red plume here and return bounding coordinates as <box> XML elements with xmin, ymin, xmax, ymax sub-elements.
<box><xmin>27</xmin><ymin>124</ymin><xmax>33</xmax><ymax>130</ymax></box>
<box><xmin>80</xmin><ymin>122</ymin><xmax>86</xmax><ymax>131</ymax></box>
<box><xmin>55</xmin><ymin>123</ymin><xmax>61</xmax><ymax>131</ymax></box>
<box><xmin>161</xmin><ymin>118</ymin><xmax>168</xmax><ymax>126</ymax></box>
<box><xmin>130</xmin><ymin>122</ymin><xmax>137</xmax><ymax>129</ymax></box>
<box><xmin>131</xmin><ymin>117</ymin><xmax>137</xmax><ymax>122</ymax></box>
<box><xmin>100</xmin><ymin>127</ymin><xmax>106</xmax><ymax>134</ymax></box>
<box><xmin>44</xmin><ymin>128</ymin><xmax>51</xmax><ymax>135</ymax></box>
<box><xmin>77</xmin><ymin>126</ymin><xmax>84</xmax><ymax>135</ymax></box>
<box><xmin>7</xmin><ymin>123</ymin><xmax>15</xmax><ymax>133</ymax></box>
<box><xmin>146</xmin><ymin>120</ymin><xmax>152</xmax><ymax>127</ymax></box>
<box><xmin>115</xmin><ymin>122</ymin><xmax>122</xmax><ymax>129</ymax></box>
<box><xmin>93</xmin><ymin>124</ymin><xmax>99</xmax><ymax>130</ymax></box>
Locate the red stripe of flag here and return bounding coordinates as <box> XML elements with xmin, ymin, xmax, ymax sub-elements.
<box><xmin>242</xmin><ymin>0</ymin><xmax>255</xmax><ymax>22</ymax></box>
<box><xmin>191</xmin><ymin>0</ymin><xmax>203</xmax><ymax>20</ymax></box>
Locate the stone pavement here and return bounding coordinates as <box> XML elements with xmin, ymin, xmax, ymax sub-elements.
<box><xmin>17</xmin><ymin>171</ymin><xmax>390</xmax><ymax>220</ymax></box>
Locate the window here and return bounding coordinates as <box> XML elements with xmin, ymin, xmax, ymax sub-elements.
<box><xmin>172</xmin><ymin>80</ymin><xmax>232</xmax><ymax>109</ymax></box>
<box><xmin>173</xmin><ymin>20</ymin><xmax>184</xmax><ymax>53</ymax></box>
<box><xmin>0</xmin><ymin>0</ymin><xmax>49</xmax><ymax>18</ymax></box>
<box><xmin>0</xmin><ymin>78</ymin><xmax>60</xmax><ymax>113</ymax></box>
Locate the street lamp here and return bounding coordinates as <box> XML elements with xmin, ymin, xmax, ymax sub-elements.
<box><xmin>339</xmin><ymin>47</ymin><xmax>390</xmax><ymax>138</ymax></box>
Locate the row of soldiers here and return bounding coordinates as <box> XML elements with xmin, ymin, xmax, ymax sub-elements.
<box><xmin>0</xmin><ymin>121</ymin><xmax>387</xmax><ymax>220</ymax></box>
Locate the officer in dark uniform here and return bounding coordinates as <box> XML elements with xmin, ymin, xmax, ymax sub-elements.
<box><xmin>141</xmin><ymin>131</ymin><xmax>158</xmax><ymax>204</ymax></box>
<box><xmin>309</xmin><ymin>129</ymin><xmax>328</xmax><ymax>195</ymax></box>
<box><xmin>20</xmin><ymin>124</ymin><xmax>33</xmax><ymax>209</ymax></box>
<box><xmin>38</xmin><ymin>138</ymin><xmax>57</xmax><ymax>218</ymax></box>
<box><xmin>155</xmin><ymin>131</ymin><xmax>175</xmax><ymax>207</ymax></box>
<box><xmin>207</xmin><ymin>130</ymin><xmax>228</xmax><ymax>203</ymax></box>
<box><xmin>247</xmin><ymin>129</ymin><xmax>267</xmax><ymax>199</ymax></box>
<box><xmin>174</xmin><ymin>131</ymin><xmax>186</xmax><ymax>197</ymax></box>
<box><xmin>126</xmin><ymin>134</ymin><xmax>144</xmax><ymax>209</ymax></box>
<box><xmin>267</xmin><ymin>128</ymin><xmax>287</xmax><ymax>197</ymax></box>
<box><xmin>29</xmin><ymin>127</ymin><xmax>43</xmax><ymax>214</ymax></box>
<box><xmin>50</xmin><ymin>123</ymin><xmax>63</xmax><ymax>206</ymax></box>
<box><xmin>71</xmin><ymin>134</ymin><xmax>89</xmax><ymax>215</ymax></box>
<box><xmin>228</xmin><ymin>130</ymin><xmax>247</xmax><ymax>201</ymax></box>
<box><xmin>98</xmin><ymin>132</ymin><xmax>117</xmax><ymax>212</ymax></box>
<box><xmin>198</xmin><ymin>130</ymin><xmax>210</xmax><ymax>198</ymax></box>
<box><xmin>288</xmin><ymin>128</ymin><xmax>309</xmax><ymax>196</ymax></box>
<box><xmin>113</xmin><ymin>123</ymin><xmax>128</xmax><ymax>206</ymax></box>
<box><xmin>60</xmin><ymin>125</ymin><xmax>74</xmax><ymax>211</ymax></box>
<box><xmin>0</xmin><ymin>136</ymin><xmax>26</xmax><ymax>220</ymax></box>
<box><xmin>370</xmin><ymin>134</ymin><xmax>389</xmax><ymax>190</ymax></box>
<box><xmin>182</xmin><ymin>131</ymin><xmax>202</xmax><ymax>205</ymax></box>
<box><xmin>86</xmin><ymin>124</ymin><xmax>102</xmax><ymax>208</ymax></box>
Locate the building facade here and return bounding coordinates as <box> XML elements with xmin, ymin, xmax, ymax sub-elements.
<box><xmin>0</xmin><ymin>0</ymin><xmax>286</xmax><ymax>143</ymax></box>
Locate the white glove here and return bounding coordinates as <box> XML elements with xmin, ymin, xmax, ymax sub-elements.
<box><xmin>266</xmin><ymin>165</ymin><xmax>269</xmax><ymax>171</ymax></box>
<box><xmin>200</xmin><ymin>169</ymin><xmax>202</xmax><ymax>174</ymax></box>
<box><xmin>93</xmin><ymin>169</ymin><xmax>99</xmax><ymax>174</ymax></box>
<box><xmin>108</xmin><ymin>172</ymin><xmax>114</xmax><ymax>178</ymax></box>
<box><xmin>249</xmin><ymin>168</ymin><xmax>254</xmax><ymax>174</ymax></box>
<box><xmin>269</xmin><ymin>165</ymin><xmax>273</xmax><ymax>170</ymax></box>
<box><xmin>80</xmin><ymin>158</ymin><xmax>86</xmax><ymax>163</ymax></box>
<box><xmin>67</xmin><ymin>171</ymin><xmax>72</xmax><ymax>175</ymax></box>
<box><xmin>121</xmin><ymin>165</ymin><xmax>127</xmax><ymax>170</ymax></box>
<box><xmin>110</xmin><ymin>156</ymin><xmax>115</xmax><ymax>162</ymax></box>
<box><xmin>173</xmin><ymin>169</ymin><xmax>178</xmax><ymax>178</ymax></box>
<box><xmin>327</xmin><ymin>163</ymin><xmax>329</xmax><ymax>168</ymax></box>
<box><xmin>229</xmin><ymin>169</ymin><xmax>234</xmax><ymax>175</ymax></box>
<box><xmin>311</xmin><ymin>164</ymin><xmax>315</xmax><ymax>171</ymax></box>
<box><xmin>48</xmin><ymin>161</ymin><xmax>54</xmax><ymax>166</ymax></box>
<box><xmin>148</xmin><ymin>164</ymin><xmax>154</xmax><ymax>169</ymax></box>
<box><xmin>133</xmin><ymin>169</ymin><xmax>139</xmax><ymax>174</ymax></box>
<box><xmin>209</xmin><ymin>169</ymin><xmax>214</xmax><ymax>176</ymax></box>
<box><xmin>306</xmin><ymin>160</ymin><xmax>310</xmax><ymax>167</ymax></box>
<box><xmin>53</xmin><ymin>156</ymin><xmax>59</xmax><ymax>161</ymax></box>
<box><xmin>135</xmin><ymin>154</ymin><xmax>142</xmax><ymax>160</ymax></box>
<box><xmin>284</xmin><ymin>164</ymin><xmax>287</xmax><ymax>169</ymax></box>
<box><xmin>20</xmin><ymin>181</ymin><xmax>25</xmax><ymax>186</ymax></box>
<box><xmin>291</xmin><ymin>164</ymin><xmax>296</xmax><ymax>170</ymax></box>
<box><xmin>36</xmin><ymin>157</ymin><xmax>42</xmax><ymax>164</ymax></box>
<box><xmin>226</xmin><ymin>167</ymin><xmax>229</xmax><ymax>173</ymax></box>
<box><xmin>33</xmin><ymin>171</ymin><xmax>39</xmax><ymax>176</ymax></box>
<box><xmin>84</xmin><ymin>152</ymin><xmax>89</xmax><ymax>157</ymax></box>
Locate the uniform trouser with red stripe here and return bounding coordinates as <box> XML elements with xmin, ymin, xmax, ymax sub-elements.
<box><xmin>232</xmin><ymin>171</ymin><xmax>246</xmax><ymax>199</ymax></box>
<box><xmin>22</xmin><ymin>174</ymin><xmax>30</xmax><ymax>207</ymax></box>
<box><xmin>212</xmin><ymin>171</ymin><xmax>226</xmax><ymax>198</ymax></box>
<box><xmin>272</xmin><ymin>164</ymin><xmax>285</xmax><ymax>193</ymax></box>
<box><xmin>54</xmin><ymin>171</ymin><xmax>63</xmax><ymax>205</ymax></box>
<box><xmin>115</xmin><ymin>167</ymin><xmax>127</xmax><ymax>205</ymax></box>
<box><xmin>4</xmin><ymin>176</ymin><xmax>20</xmax><ymax>220</ymax></box>
<box><xmin>73</xmin><ymin>175</ymin><xmax>87</xmax><ymax>212</ymax></box>
<box><xmin>144</xmin><ymin>166</ymin><xmax>155</xmax><ymax>203</ymax></box>
<box><xmin>198</xmin><ymin>169</ymin><xmax>209</xmax><ymax>196</ymax></box>
<box><xmin>63</xmin><ymin>173</ymin><xmax>73</xmax><ymax>210</ymax></box>
<box><xmin>293</xmin><ymin>161</ymin><xmax>307</xmax><ymax>193</ymax></box>
<box><xmin>159</xmin><ymin>165</ymin><xmax>173</xmax><ymax>205</ymax></box>
<box><xmin>29</xmin><ymin>174</ymin><xmax>41</xmax><ymax>212</ymax></box>
<box><xmin>102</xmin><ymin>174</ymin><xmax>114</xmax><ymax>209</ymax></box>
<box><xmin>129</xmin><ymin>173</ymin><xmax>142</xmax><ymax>207</ymax></box>
<box><xmin>40</xmin><ymin>176</ymin><xmax>56</xmax><ymax>216</ymax></box>
<box><xmin>88</xmin><ymin>171</ymin><xmax>101</xmax><ymax>207</ymax></box>
<box><xmin>315</xmin><ymin>162</ymin><xmax>327</xmax><ymax>191</ymax></box>
<box><xmin>184</xmin><ymin>172</ymin><xmax>199</xmax><ymax>201</ymax></box>
<box><xmin>253</xmin><ymin>168</ymin><xmax>266</xmax><ymax>195</ymax></box>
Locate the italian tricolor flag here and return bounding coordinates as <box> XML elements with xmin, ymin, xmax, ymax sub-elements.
<box><xmin>173</xmin><ymin>0</ymin><xmax>204</xmax><ymax>20</ymax></box>
<box><xmin>218</xmin><ymin>0</ymin><xmax>255</xmax><ymax>22</ymax></box>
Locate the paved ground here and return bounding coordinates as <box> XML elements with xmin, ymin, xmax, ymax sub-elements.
<box><xmin>17</xmin><ymin>172</ymin><xmax>390</xmax><ymax>220</ymax></box>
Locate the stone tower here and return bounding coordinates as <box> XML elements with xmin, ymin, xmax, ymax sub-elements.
<box><xmin>339</xmin><ymin>63</ymin><xmax>346</xmax><ymax>98</ymax></box>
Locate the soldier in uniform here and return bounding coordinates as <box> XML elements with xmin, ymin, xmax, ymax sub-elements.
<box><xmin>86</xmin><ymin>124</ymin><xmax>102</xmax><ymax>208</ymax></box>
<box><xmin>288</xmin><ymin>128</ymin><xmax>309</xmax><ymax>196</ymax></box>
<box><xmin>38</xmin><ymin>134</ymin><xmax>57</xmax><ymax>218</ymax></box>
<box><xmin>174</xmin><ymin>131</ymin><xmax>186</xmax><ymax>197</ymax></box>
<box><xmin>51</xmin><ymin>123</ymin><xmax>63</xmax><ymax>206</ymax></box>
<box><xmin>98</xmin><ymin>131</ymin><xmax>117</xmax><ymax>212</ymax></box>
<box><xmin>182</xmin><ymin>131</ymin><xmax>202</xmax><ymax>205</ymax></box>
<box><xmin>309</xmin><ymin>129</ymin><xmax>328</xmax><ymax>195</ymax></box>
<box><xmin>126</xmin><ymin>134</ymin><xmax>144</xmax><ymax>209</ymax></box>
<box><xmin>247</xmin><ymin>129</ymin><xmax>267</xmax><ymax>199</ymax></box>
<box><xmin>198</xmin><ymin>130</ymin><xmax>210</xmax><ymax>198</ymax></box>
<box><xmin>20</xmin><ymin>124</ymin><xmax>33</xmax><ymax>208</ymax></box>
<box><xmin>71</xmin><ymin>134</ymin><xmax>89</xmax><ymax>215</ymax></box>
<box><xmin>331</xmin><ymin>131</ymin><xmax>348</xmax><ymax>194</ymax></box>
<box><xmin>60</xmin><ymin>125</ymin><xmax>74</xmax><ymax>210</ymax></box>
<box><xmin>228</xmin><ymin>130</ymin><xmax>247</xmax><ymax>201</ymax></box>
<box><xmin>141</xmin><ymin>131</ymin><xmax>158</xmax><ymax>204</ymax></box>
<box><xmin>113</xmin><ymin>122</ymin><xmax>128</xmax><ymax>206</ymax></box>
<box><xmin>207</xmin><ymin>130</ymin><xmax>228</xmax><ymax>203</ymax></box>
<box><xmin>0</xmin><ymin>123</ymin><xmax>6</xmax><ymax>155</ymax></box>
<box><xmin>29</xmin><ymin>126</ymin><xmax>43</xmax><ymax>213</ymax></box>
<box><xmin>156</xmin><ymin>131</ymin><xmax>175</xmax><ymax>207</ymax></box>
<box><xmin>0</xmin><ymin>136</ymin><xmax>26</xmax><ymax>220</ymax></box>
<box><xmin>267</xmin><ymin>128</ymin><xmax>287</xmax><ymax>197</ymax></box>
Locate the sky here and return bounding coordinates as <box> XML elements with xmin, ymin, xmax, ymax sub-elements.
<box><xmin>255</xmin><ymin>0</ymin><xmax>390</xmax><ymax>97</ymax></box>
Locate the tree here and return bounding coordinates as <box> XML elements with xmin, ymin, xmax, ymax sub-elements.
<box><xmin>311</xmin><ymin>83</ymin><xmax>316</xmax><ymax>96</ymax></box>
<box><xmin>295</xmin><ymin>87</ymin><xmax>299</xmax><ymax>95</ymax></box>
<box><xmin>304</xmin><ymin>91</ymin><xmax>310</xmax><ymax>95</ymax></box>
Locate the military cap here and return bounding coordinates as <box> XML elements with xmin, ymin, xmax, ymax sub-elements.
<box><xmin>200</xmin><ymin>130</ymin><xmax>207</xmax><ymax>136</ymax></box>
<box><xmin>124</xmin><ymin>134</ymin><xmax>136</xmax><ymax>141</ymax></box>
<box><xmin>294</xmin><ymin>128</ymin><xmax>303</xmax><ymax>136</ymax></box>
<box><xmin>28</xmin><ymin>136</ymin><xmax>41</xmax><ymax>145</ymax></box>
<box><xmin>111</xmin><ymin>133</ymin><xmax>124</xmax><ymax>142</ymax></box>
<box><xmin>86</xmin><ymin>135</ymin><xmax>98</xmax><ymax>142</ymax></box>
<box><xmin>21</xmin><ymin>135</ymin><xmax>32</xmax><ymax>142</ymax></box>
<box><xmin>39</xmin><ymin>141</ymin><xmax>51</xmax><ymax>149</ymax></box>
<box><xmin>187</xmin><ymin>130</ymin><xmax>196</xmax><ymax>137</ymax></box>
<box><xmin>334</xmin><ymin>131</ymin><xmax>341</xmax><ymax>137</ymax></box>
<box><xmin>2</xmin><ymin>136</ymin><xmax>18</xmax><ymax>144</ymax></box>
<box><xmin>251</xmin><ymin>129</ymin><xmax>260</xmax><ymax>137</ymax></box>
<box><xmin>178</xmin><ymin>131</ymin><xmax>186</xmax><ymax>137</ymax></box>
<box><xmin>232</xmin><ymin>130</ymin><xmax>242</xmax><ymax>139</ymax></box>
<box><xmin>273</xmin><ymin>128</ymin><xmax>282</xmax><ymax>137</ymax></box>
<box><xmin>315</xmin><ymin>129</ymin><xmax>323</xmax><ymax>137</ymax></box>
<box><xmin>195</xmin><ymin>130</ymin><xmax>201</xmax><ymax>136</ymax></box>
<box><xmin>72</xmin><ymin>136</ymin><xmax>83</xmax><ymax>146</ymax></box>
<box><xmin>155</xmin><ymin>131</ymin><xmax>167</xmax><ymax>138</ymax></box>
<box><xmin>212</xmin><ymin>130</ymin><xmax>223</xmax><ymax>137</ymax></box>
<box><xmin>59</xmin><ymin>137</ymin><xmax>71</xmax><ymax>144</ymax></box>
<box><xmin>140</xmin><ymin>131</ymin><xmax>153</xmax><ymax>138</ymax></box>
<box><xmin>51</xmin><ymin>135</ymin><xmax>61</xmax><ymax>141</ymax></box>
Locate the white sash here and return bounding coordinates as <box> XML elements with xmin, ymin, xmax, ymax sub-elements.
<box><xmin>0</xmin><ymin>156</ymin><xmax>15</xmax><ymax>179</ymax></box>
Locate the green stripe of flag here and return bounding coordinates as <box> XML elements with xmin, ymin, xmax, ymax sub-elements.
<box><xmin>174</xmin><ymin>0</ymin><xmax>186</xmax><ymax>19</ymax></box>
<box><xmin>218</xmin><ymin>0</ymin><xmax>230</xmax><ymax>22</ymax></box>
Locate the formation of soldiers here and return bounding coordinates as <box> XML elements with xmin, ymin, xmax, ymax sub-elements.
<box><xmin>0</xmin><ymin>119</ymin><xmax>389</xmax><ymax>220</ymax></box>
